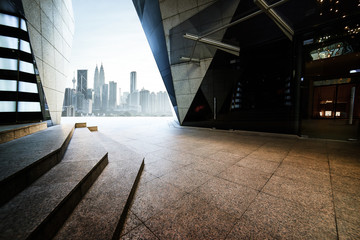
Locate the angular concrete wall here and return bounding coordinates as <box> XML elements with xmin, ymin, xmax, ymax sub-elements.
<box><xmin>22</xmin><ymin>0</ymin><xmax>74</xmax><ymax>124</ymax></box>
<box><xmin>158</xmin><ymin>0</ymin><xmax>239</xmax><ymax>123</ymax></box>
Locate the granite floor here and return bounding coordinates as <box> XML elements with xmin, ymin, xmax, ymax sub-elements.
<box><xmin>62</xmin><ymin>117</ymin><xmax>360</xmax><ymax>240</ymax></box>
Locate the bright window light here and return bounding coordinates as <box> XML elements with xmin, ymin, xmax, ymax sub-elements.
<box><xmin>19</xmin><ymin>81</ymin><xmax>38</xmax><ymax>93</ymax></box>
<box><xmin>20</xmin><ymin>40</ymin><xmax>31</xmax><ymax>53</ymax></box>
<box><xmin>0</xmin><ymin>101</ymin><xmax>16</xmax><ymax>112</ymax></box>
<box><xmin>350</xmin><ymin>69</ymin><xmax>360</xmax><ymax>74</ymax></box>
<box><xmin>0</xmin><ymin>13</ymin><xmax>19</xmax><ymax>28</ymax></box>
<box><xmin>325</xmin><ymin>111</ymin><xmax>332</xmax><ymax>117</ymax></box>
<box><xmin>0</xmin><ymin>35</ymin><xmax>18</xmax><ymax>49</ymax></box>
<box><xmin>20</xmin><ymin>19</ymin><xmax>27</xmax><ymax>31</ymax></box>
<box><xmin>0</xmin><ymin>57</ymin><xmax>18</xmax><ymax>71</ymax></box>
<box><xmin>336</xmin><ymin>111</ymin><xmax>341</xmax><ymax>117</ymax></box>
<box><xmin>18</xmin><ymin>101</ymin><xmax>41</xmax><ymax>112</ymax></box>
<box><xmin>319</xmin><ymin>112</ymin><xmax>323</xmax><ymax>116</ymax></box>
<box><xmin>0</xmin><ymin>79</ymin><xmax>17</xmax><ymax>91</ymax></box>
<box><xmin>19</xmin><ymin>61</ymin><xmax>34</xmax><ymax>74</ymax></box>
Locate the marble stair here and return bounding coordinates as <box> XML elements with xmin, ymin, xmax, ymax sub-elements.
<box><xmin>0</xmin><ymin>122</ymin><xmax>144</xmax><ymax>240</ymax></box>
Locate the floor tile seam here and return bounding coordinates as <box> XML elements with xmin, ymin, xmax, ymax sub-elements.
<box><xmin>276</xmin><ymin>161</ymin><xmax>331</xmax><ymax>173</ymax></box>
<box><xmin>214</xmin><ymin>174</ymin><xmax>261</xmax><ymax>192</ymax></box>
<box><xmin>257</xmin><ymin>143</ymin><xmax>293</xmax><ymax>194</ymax></box>
<box><xmin>130</xmin><ymin>192</ymin><xmax>191</xmax><ymax>228</ymax></box>
<box><xmin>272</xmin><ymin>169</ymin><xmax>332</xmax><ymax>188</ymax></box>
<box><xmin>336</xmin><ymin>216</ymin><xmax>360</xmax><ymax>227</ymax></box>
<box><xmin>331</xmin><ymin>188</ymin><xmax>360</xmax><ymax>199</ymax></box>
<box><xmin>119</xmin><ymin>210</ymin><xmax>144</xmax><ymax>237</ymax></box>
<box><xmin>258</xmin><ymin>190</ymin><xmax>336</xmax><ymax>216</ymax></box>
<box><xmin>144</xmin><ymin>164</ymin><xmax>185</xmax><ymax>179</ymax></box>
<box><xmin>147</xmin><ymin>157</ymin><xmax>188</xmax><ymax>168</ymax></box>
<box><xmin>186</xmin><ymin>187</ymin><xmax>254</xmax><ymax>221</ymax></box>
<box><xmin>142</xmin><ymin>192</ymin><xmax>237</xmax><ymax>239</ymax></box>
<box><xmin>326</xmin><ymin>142</ymin><xmax>340</xmax><ymax>240</ymax></box>
<box><xmin>229</xmin><ymin>163</ymin><xmax>275</xmax><ymax>178</ymax></box>
<box><xmin>158</xmin><ymin>174</ymin><xmax>208</xmax><ymax>195</ymax></box>
<box><xmin>223</xmin><ymin>180</ymin><xmax>265</xmax><ymax>240</ymax></box>
<box><xmin>142</xmin><ymin>169</ymin><xmax>166</xmax><ymax>180</ymax></box>
<box><xmin>329</xmin><ymin>171</ymin><xmax>360</xmax><ymax>181</ymax></box>
<box><xmin>261</xmin><ymin>175</ymin><xmax>333</xmax><ymax>195</ymax></box>
<box><xmin>122</xmin><ymin>220</ymin><xmax>161</xmax><ymax>240</ymax></box>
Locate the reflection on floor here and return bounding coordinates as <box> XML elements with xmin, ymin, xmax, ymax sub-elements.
<box><xmin>63</xmin><ymin>117</ymin><xmax>360</xmax><ymax>239</ymax></box>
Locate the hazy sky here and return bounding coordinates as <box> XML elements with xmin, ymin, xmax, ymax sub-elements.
<box><xmin>67</xmin><ymin>0</ymin><xmax>165</xmax><ymax>93</ymax></box>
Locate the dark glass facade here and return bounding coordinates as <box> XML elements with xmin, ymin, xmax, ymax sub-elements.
<box><xmin>135</xmin><ymin>0</ymin><xmax>360</xmax><ymax>140</ymax></box>
<box><xmin>133</xmin><ymin>0</ymin><xmax>179</xmax><ymax>118</ymax></box>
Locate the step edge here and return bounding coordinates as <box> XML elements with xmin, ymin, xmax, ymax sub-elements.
<box><xmin>112</xmin><ymin>157</ymin><xmax>145</xmax><ymax>240</ymax></box>
<box><xmin>27</xmin><ymin>152</ymin><xmax>109</xmax><ymax>240</ymax></box>
<box><xmin>0</xmin><ymin>125</ymin><xmax>75</xmax><ymax>206</ymax></box>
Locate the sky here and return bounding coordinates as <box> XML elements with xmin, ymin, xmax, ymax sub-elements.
<box><xmin>67</xmin><ymin>0</ymin><xmax>165</xmax><ymax>93</ymax></box>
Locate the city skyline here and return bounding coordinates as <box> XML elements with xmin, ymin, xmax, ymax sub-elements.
<box><xmin>63</xmin><ymin>66</ymin><xmax>172</xmax><ymax>117</ymax></box>
<box><xmin>67</xmin><ymin>0</ymin><xmax>166</xmax><ymax>93</ymax></box>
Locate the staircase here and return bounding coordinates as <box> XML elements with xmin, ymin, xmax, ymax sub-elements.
<box><xmin>0</xmin><ymin>122</ymin><xmax>144</xmax><ymax>239</ymax></box>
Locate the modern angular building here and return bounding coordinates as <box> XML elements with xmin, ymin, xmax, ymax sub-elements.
<box><xmin>77</xmin><ymin>69</ymin><xmax>87</xmax><ymax>98</ymax></box>
<box><xmin>0</xmin><ymin>0</ymin><xmax>74</xmax><ymax>125</ymax></box>
<box><xmin>133</xmin><ymin>0</ymin><xmax>360</xmax><ymax>140</ymax></box>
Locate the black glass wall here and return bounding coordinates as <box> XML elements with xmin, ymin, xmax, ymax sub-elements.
<box><xmin>182</xmin><ymin>0</ymin><xmax>360</xmax><ymax>139</ymax></box>
<box><xmin>300</xmin><ymin>11</ymin><xmax>360</xmax><ymax>140</ymax></box>
<box><xmin>182</xmin><ymin>0</ymin><xmax>296</xmax><ymax>134</ymax></box>
<box><xmin>0</xmin><ymin>3</ymin><xmax>49</xmax><ymax>124</ymax></box>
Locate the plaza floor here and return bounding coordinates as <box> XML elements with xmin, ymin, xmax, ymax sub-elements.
<box><xmin>63</xmin><ymin>117</ymin><xmax>360</xmax><ymax>239</ymax></box>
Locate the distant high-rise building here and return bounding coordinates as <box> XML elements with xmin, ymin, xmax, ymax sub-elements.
<box><xmin>129</xmin><ymin>90</ymin><xmax>140</xmax><ymax>112</ymax></box>
<box><xmin>140</xmin><ymin>88</ymin><xmax>150</xmax><ymax>114</ymax></box>
<box><xmin>63</xmin><ymin>88</ymin><xmax>73</xmax><ymax>107</ymax></box>
<box><xmin>76</xmin><ymin>92</ymin><xmax>85</xmax><ymax>111</ymax></box>
<box><xmin>93</xmin><ymin>65</ymin><xmax>101</xmax><ymax>110</ymax></box>
<box><xmin>87</xmin><ymin>89</ymin><xmax>93</xmax><ymax>100</ymax></box>
<box><xmin>77</xmin><ymin>70</ymin><xmax>88</xmax><ymax>98</ymax></box>
<box><xmin>123</xmin><ymin>91</ymin><xmax>130</xmax><ymax>105</ymax></box>
<box><xmin>157</xmin><ymin>91</ymin><xmax>172</xmax><ymax>114</ymax></box>
<box><xmin>150</xmin><ymin>92</ymin><xmax>156</xmax><ymax>114</ymax></box>
<box><xmin>72</xmin><ymin>76</ymin><xmax>76</xmax><ymax>90</ymax></box>
<box><xmin>118</xmin><ymin>88</ymin><xmax>122</xmax><ymax>105</ymax></box>
<box><xmin>109</xmin><ymin>81</ymin><xmax>117</xmax><ymax>110</ymax></box>
<box><xmin>93</xmin><ymin>65</ymin><xmax>100</xmax><ymax>91</ymax></box>
<box><xmin>101</xmin><ymin>84</ymin><xmax>108</xmax><ymax>112</ymax></box>
<box><xmin>130</xmin><ymin>71</ymin><xmax>137</xmax><ymax>93</ymax></box>
<box><xmin>99</xmin><ymin>63</ymin><xmax>105</xmax><ymax>86</ymax></box>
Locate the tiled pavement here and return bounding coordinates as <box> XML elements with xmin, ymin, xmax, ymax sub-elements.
<box><xmin>62</xmin><ymin>117</ymin><xmax>360</xmax><ymax>239</ymax></box>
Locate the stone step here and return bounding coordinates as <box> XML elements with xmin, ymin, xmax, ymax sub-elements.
<box><xmin>0</xmin><ymin>124</ymin><xmax>74</xmax><ymax>206</ymax></box>
<box><xmin>0</xmin><ymin>122</ymin><xmax>47</xmax><ymax>144</ymax></box>
<box><xmin>54</xmin><ymin>131</ymin><xmax>144</xmax><ymax>240</ymax></box>
<box><xmin>0</xmin><ymin>128</ymin><xmax>108</xmax><ymax>240</ymax></box>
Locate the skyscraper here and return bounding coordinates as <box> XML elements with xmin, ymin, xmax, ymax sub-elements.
<box><xmin>93</xmin><ymin>65</ymin><xmax>99</xmax><ymax>91</ymax></box>
<box><xmin>140</xmin><ymin>88</ymin><xmax>150</xmax><ymax>114</ymax></box>
<box><xmin>93</xmin><ymin>65</ymin><xmax>101</xmax><ymax>110</ymax></box>
<box><xmin>101</xmin><ymin>84</ymin><xmax>108</xmax><ymax>112</ymax></box>
<box><xmin>130</xmin><ymin>71</ymin><xmax>137</xmax><ymax>93</ymax></box>
<box><xmin>99</xmin><ymin>63</ymin><xmax>105</xmax><ymax>86</ymax></box>
<box><xmin>77</xmin><ymin>70</ymin><xmax>88</xmax><ymax>98</ymax></box>
<box><xmin>109</xmin><ymin>81</ymin><xmax>117</xmax><ymax>110</ymax></box>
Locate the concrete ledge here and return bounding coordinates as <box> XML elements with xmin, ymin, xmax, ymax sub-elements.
<box><xmin>75</xmin><ymin>123</ymin><xmax>87</xmax><ymax>128</ymax></box>
<box><xmin>0</xmin><ymin>122</ymin><xmax>47</xmax><ymax>144</ymax></box>
<box><xmin>87</xmin><ymin>126</ymin><xmax>98</xmax><ymax>132</ymax></box>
